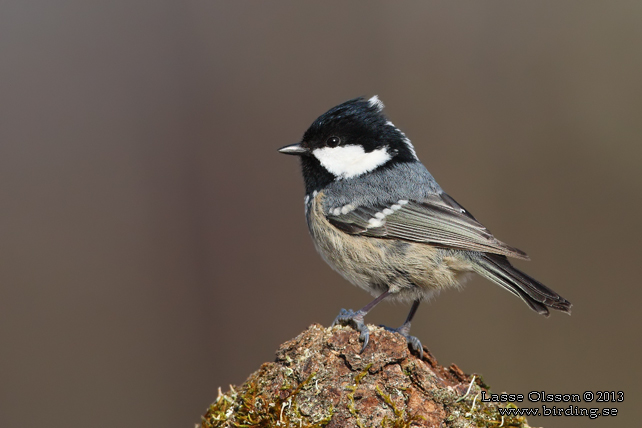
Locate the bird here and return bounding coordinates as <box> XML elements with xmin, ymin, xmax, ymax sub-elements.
<box><xmin>278</xmin><ymin>96</ymin><xmax>571</xmax><ymax>357</ymax></box>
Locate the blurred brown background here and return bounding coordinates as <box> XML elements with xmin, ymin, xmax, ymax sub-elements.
<box><xmin>1</xmin><ymin>2</ymin><xmax>640</xmax><ymax>427</ymax></box>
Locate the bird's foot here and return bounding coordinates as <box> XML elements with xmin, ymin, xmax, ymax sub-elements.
<box><xmin>380</xmin><ymin>323</ymin><xmax>424</xmax><ymax>359</ymax></box>
<box><xmin>332</xmin><ymin>308</ymin><xmax>370</xmax><ymax>352</ymax></box>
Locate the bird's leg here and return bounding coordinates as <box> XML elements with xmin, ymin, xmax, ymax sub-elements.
<box><xmin>381</xmin><ymin>299</ymin><xmax>424</xmax><ymax>359</ymax></box>
<box><xmin>332</xmin><ymin>290</ymin><xmax>390</xmax><ymax>353</ymax></box>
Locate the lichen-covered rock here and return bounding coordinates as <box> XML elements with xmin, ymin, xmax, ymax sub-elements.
<box><xmin>201</xmin><ymin>324</ymin><xmax>533</xmax><ymax>427</ymax></box>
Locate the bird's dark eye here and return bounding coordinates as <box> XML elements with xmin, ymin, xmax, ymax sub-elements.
<box><xmin>326</xmin><ymin>136</ymin><xmax>341</xmax><ymax>147</ymax></box>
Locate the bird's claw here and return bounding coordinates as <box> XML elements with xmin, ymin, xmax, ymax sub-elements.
<box><xmin>380</xmin><ymin>324</ymin><xmax>424</xmax><ymax>359</ymax></box>
<box><xmin>332</xmin><ymin>308</ymin><xmax>370</xmax><ymax>352</ymax></box>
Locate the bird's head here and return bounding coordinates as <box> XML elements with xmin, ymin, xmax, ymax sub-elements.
<box><xmin>279</xmin><ymin>96</ymin><xmax>418</xmax><ymax>193</ymax></box>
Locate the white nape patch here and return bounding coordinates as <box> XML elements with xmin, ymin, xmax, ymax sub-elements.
<box><xmin>402</xmin><ymin>137</ymin><xmax>418</xmax><ymax>159</ymax></box>
<box><xmin>313</xmin><ymin>145</ymin><xmax>392</xmax><ymax>179</ymax></box>
<box><xmin>368</xmin><ymin>95</ymin><xmax>384</xmax><ymax>111</ymax></box>
<box><xmin>385</xmin><ymin>120</ymin><xmax>419</xmax><ymax>160</ymax></box>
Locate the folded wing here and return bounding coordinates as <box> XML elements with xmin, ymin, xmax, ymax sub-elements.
<box><xmin>327</xmin><ymin>192</ymin><xmax>530</xmax><ymax>260</ymax></box>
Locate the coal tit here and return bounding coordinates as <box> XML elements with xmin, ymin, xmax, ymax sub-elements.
<box><xmin>279</xmin><ymin>96</ymin><xmax>571</xmax><ymax>356</ymax></box>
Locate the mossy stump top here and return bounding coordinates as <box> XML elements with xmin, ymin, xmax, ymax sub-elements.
<box><xmin>202</xmin><ymin>324</ymin><xmax>534</xmax><ymax>427</ymax></box>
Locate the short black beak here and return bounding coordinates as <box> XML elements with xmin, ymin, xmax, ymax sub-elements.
<box><xmin>278</xmin><ymin>143</ymin><xmax>309</xmax><ymax>156</ymax></box>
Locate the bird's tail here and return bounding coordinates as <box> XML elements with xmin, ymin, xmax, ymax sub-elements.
<box><xmin>472</xmin><ymin>254</ymin><xmax>572</xmax><ymax>316</ymax></box>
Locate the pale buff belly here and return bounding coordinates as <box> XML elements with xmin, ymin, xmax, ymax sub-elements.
<box><xmin>307</xmin><ymin>192</ymin><xmax>474</xmax><ymax>302</ymax></box>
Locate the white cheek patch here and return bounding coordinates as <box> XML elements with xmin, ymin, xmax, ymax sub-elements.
<box><xmin>313</xmin><ymin>145</ymin><xmax>392</xmax><ymax>179</ymax></box>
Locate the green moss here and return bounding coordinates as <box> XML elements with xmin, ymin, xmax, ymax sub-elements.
<box><xmin>202</xmin><ymin>371</ymin><xmax>332</xmax><ymax>428</ymax></box>
<box><xmin>442</xmin><ymin>377</ymin><xmax>531</xmax><ymax>428</ymax></box>
<box><xmin>345</xmin><ymin>363</ymin><xmax>373</xmax><ymax>428</ymax></box>
<box><xmin>375</xmin><ymin>385</ymin><xmax>425</xmax><ymax>428</ymax></box>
